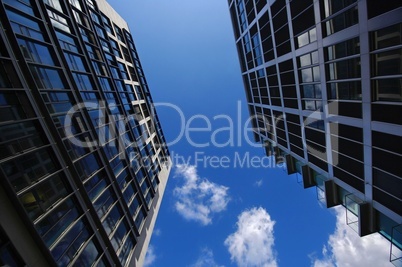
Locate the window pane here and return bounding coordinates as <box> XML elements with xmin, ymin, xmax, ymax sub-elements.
<box><xmin>371</xmin><ymin>48</ymin><xmax>402</xmax><ymax>76</ymax></box>
<box><xmin>36</xmin><ymin>197</ymin><xmax>79</xmax><ymax>247</ymax></box>
<box><xmin>373</xmin><ymin>78</ymin><xmax>402</xmax><ymax>102</ymax></box>
<box><xmin>19</xmin><ymin>173</ymin><xmax>68</xmax><ymax>221</ymax></box>
<box><xmin>29</xmin><ymin>66</ymin><xmax>66</xmax><ymax>89</ymax></box>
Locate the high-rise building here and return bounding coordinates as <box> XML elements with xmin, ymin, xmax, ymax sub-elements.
<box><xmin>0</xmin><ymin>0</ymin><xmax>171</xmax><ymax>266</ymax></box>
<box><xmin>228</xmin><ymin>0</ymin><xmax>402</xmax><ymax>264</ymax></box>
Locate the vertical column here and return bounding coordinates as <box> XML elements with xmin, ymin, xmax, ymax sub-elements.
<box><xmin>358</xmin><ymin>0</ymin><xmax>372</xmax><ymax>204</ymax></box>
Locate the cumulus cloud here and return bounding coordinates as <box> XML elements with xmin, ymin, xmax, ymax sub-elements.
<box><xmin>174</xmin><ymin>164</ymin><xmax>230</xmax><ymax>225</ymax></box>
<box><xmin>190</xmin><ymin>248</ymin><xmax>224</xmax><ymax>267</ymax></box>
<box><xmin>224</xmin><ymin>207</ymin><xmax>278</xmax><ymax>267</ymax></box>
<box><xmin>312</xmin><ymin>207</ymin><xmax>392</xmax><ymax>267</ymax></box>
<box><xmin>143</xmin><ymin>245</ymin><xmax>156</xmax><ymax>267</ymax></box>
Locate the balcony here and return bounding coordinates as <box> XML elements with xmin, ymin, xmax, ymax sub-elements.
<box><xmin>263</xmin><ymin>140</ymin><xmax>273</xmax><ymax>156</ymax></box>
<box><xmin>301</xmin><ymin>165</ymin><xmax>316</xmax><ymax>188</ymax></box>
<box><xmin>274</xmin><ymin>146</ymin><xmax>285</xmax><ymax>166</ymax></box>
<box><xmin>391</xmin><ymin>225</ymin><xmax>402</xmax><ymax>267</ymax></box>
<box><xmin>282</xmin><ymin>154</ymin><xmax>344</xmax><ymax>208</ymax></box>
<box><xmin>345</xmin><ymin>193</ymin><xmax>374</xmax><ymax>237</ymax></box>
<box><xmin>285</xmin><ymin>154</ymin><xmax>297</xmax><ymax>175</ymax></box>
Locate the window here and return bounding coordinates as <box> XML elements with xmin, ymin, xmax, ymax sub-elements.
<box><xmin>118</xmin><ymin>235</ymin><xmax>135</xmax><ymax>266</ymax></box>
<box><xmin>6</xmin><ymin>9</ymin><xmax>44</xmax><ymax>41</ymax></box>
<box><xmin>237</xmin><ymin>0</ymin><xmax>247</xmax><ymax>32</ymax></box>
<box><xmin>1</xmin><ymin>147</ymin><xmax>57</xmax><ymax>192</ymax></box>
<box><xmin>326</xmin><ymin>37</ymin><xmax>360</xmax><ymax>60</ymax></box>
<box><xmin>64</xmin><ymin>52</ymin><xmax>86</xmax><ymax>71</ymax></box>
<box><xmin>72</xmin><ymin>9</ymin><xmax>89</xmax><ymax>28</ymax></box>
<box><xmin>102</xmin><ymin>204</ymin><xmax>123</xmax><ymax>236</ymax></box>
<box><xmin>114</xmin><ymin>24</ymin><xmax>124</xmax><ymax>42</ymax></box>
<box><xmin>99</xmin><ymin>39</ymin><xmax>110</xmax><ymax>53</ymax></box>
<box><xmin>300</xmin><ymin>66</ymin><xmax>320</xmax><ymax>83</ymax></box>
<box><xmin>42</xmin><ymin>91</ymin><xmax>74</xmax><ymax>115</ymax></box>
<box><xmin>93</xmin><ymin>187</ymin><xmax>115</xmax><ymax>219</ymax></box>
<box><xmin>328</xmin><ymin>81</ymin><xmax>362</xmax><ymax>100</ymax></box>
<box><xmin>101</xmin><ymin>13</ymin><xmax>113</xmax><ymax>35</ymax></box>
<box><xmin>43</xmin><ymin>0</ymin><xmax>63</xmax><ymax>12</ymax></box>
<box><xmin>85</xmin><ymin>44</ymin><xmax>101</xmax><ymax>60</ymax></box>
<box><xmin>69</xmin><ymin>0</ymin><xmax>82</xmax><ymax>10</ymax></box>
<box><xmin>110</xmin><ymin>39</ymin><xmax>121</xmax><ymax>58</ymax></box>
<box><xmin>29</xmin><ymin>66</ymin><xmax>66</xmax><ymax>89</ymax></box>
<box><xmin>372</xmin><ymin>49</ymin><xmax>402</xmax><ymax>77</ymax></box>
<box><xmin>320</xmin><ymin>0</ymin><xmax>357</xmax><ymax>18</ymax></box>
<box><xmin>118</xmin><ymin>63</ymin><xmax>129</xmax><ymax>80</ymax></box>
<box><xmin>324</xmin><ymin>38</ymin><xmax>362</xmax><ymax>102</ymax></box>
<box><xmin>251</xmin><ymin>34</ymin><xmax>263</xmax><ymax>66</ymax></box>
<box><xmin>0</xmin><ymin>91</ymin><xmax>36</xmax><ymax>122</ymax></box>
<box><xmin>298</xmin><ymin>51</ymin><xmax>322</xmax><ymax>110</ymax></box>
<box><xmin>298</xmin><ymin>51</ymin><xmax>319</xmax><ymax>68</ymax></box>
<box><xmin>74</xmin><ymin>152</ymin><xmax>101</xmax><ymax>179</ymax></box>
<box><xmin>110</xmin><ymin>220</ymin><xmax>129</xmax><ymax>251</ymax></box>
<box><xmin>34</xmin><ymin>194</ymin><xmax>78</xmax><ymax>247</ymax></box>
<box><xmin>296</xmin><ymin>28</ymin><xmax>317</xmax><ymax>48</ymax></box>
<box><xmin>56</xmin><ymin>30</ymin><xmax>78</xmax><ymax>53</ymax></box>
<box><xmin>292</xmin><ymin>2</ymin><xmax>315</xmax><ymax>35</ymax></box>
<box><xmin>98</xmin><ymin>77</ymin><xmax>112</xmax><ymax>91</ymax></box>
<box><xmin>370</xmin><ymin>23</ymin><xmax>402</xmax><ymax>102</ymax></box>
<box><xmin>79</xmin><ymin>27</ymin><xmax>95</xmax><ymax>44</ymax></box>
<box><xmin>92</xmin><ymin>61</ymin><xmax>107</xmax><ymax>76</ymax></box>
<box><xmin>371</xmin><ymin>23</ymin><xmax>402</xmax><ymax>51</ymax></box>
<box><xmin>52</xmin><ymin>220</ymin><xmax>91</xmax><ymax>266</ymax></box>
<box><xmin>259</xmin><ymin>12</ymin><xmax>274</xmax><ymax>62</ymax></box>
<box><xmin>372</xmin><ymin>79</ymin><xmax>402</xmax><ymax>102</ymax></box>
<box><xmin>326</xmin><ymin>57</ymin><xmax>360</xmax><ymax>80</ymax></box>
<box><xmin>89</xmin><ymin>9</ymin><xmax>100</xmax><ymax>24</ymax></box>
<box><xmin>73</xmin><ymin>239</ymin><xmax>102</xmax><ymax>266</ymax></box>
<box><xmin>3</xmin><ymin>0</ymin><xmax>34</xmax><ymax>16</ymax></box>
<box><xmin>323</xmin><ymin>5</ymin><xmax>358</xmax><ymax>36</ymax></box>
<box><xmin>134</xmin><ymin>208</ymin><xmax>146</xmax><ymax>231</ymax></box>
<box><xmin>110</xmin><ymin>66</ymin><xmax>121</xmax><ymax>79</ymax></box>
<box><xmin>0</xmin><ymin>120</ymin><xmax>45</xmax><ymax>160</ymax></box>
<box><xmin>367</xmin><ymin>0</ymin><xmax>402</xmax><ymax>19</ymax></box>
<box><xmin>20</xmin><ymin>172</ymin><xmax>68</xmax><ymax>223</ymax></box>
<box><xmin>135</xmin><ymin>85</ymin><xmax>144</xmax><ymax>100</ymax></box>
<box><xmin>73</xmin><ymin>73</ymin><xmax>94</xmax><ymax>90</ymax></box>
<box><xmin>121</xmin><ymin>46</ymin><xmax>131</xmax><ymax>63</ymax></box>
<box><xmin>17</xmin><ymin>38</ymin><xmax>55</xmax><ymax>66</ymax></box>
<box><xmin>94</xmin><ymin>25</ymin><xmax>105</xmax><ymax>39</ymax></box>
<box><xmin>48</xmin><ymin>10</ymin><xmax>70</xmax><ymax>33</ymax></box>
<box><xmin>244</xmin><ymin>33</ymin><xmax>251</xmax><ymax>53</ymax></box>
<box><xmin>292</xmin><ymin>2</ymin><xmax>316</xmax><ymax>48</ymax></box>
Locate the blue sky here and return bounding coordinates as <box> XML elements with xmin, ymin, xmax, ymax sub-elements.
<box><xmin>108</xmin><ymin>1</ymin><xmax>393</xmax><ymax>266</ymax></box>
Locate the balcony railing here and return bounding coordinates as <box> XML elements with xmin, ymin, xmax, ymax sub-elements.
<box><xmin>345</xmin><ymin>193</ymin><xmax>374</xmax><ymax>237</ymax></box>
<box><xmin>391</xmin><ymin>225</ymin><xmax>402</xmax><ymax>267</ymax></box>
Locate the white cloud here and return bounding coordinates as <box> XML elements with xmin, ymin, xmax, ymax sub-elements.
<box><xmin>224</xmin><ymin>207</ymin><xmax>278</xmax><ymax>267</ymax></box>
<box><xmin>190</xmin><ymin>248</ymin><xmax>224</xmax><ymax>267</ymax></box>
<box><xmin>144</xmin><ymin>245</ymin><xmax>156</xmax><ymax>267</ymax></box>
<box><xmin>174</xmin><ymin>164</ymin><xmax>230</xmax><ymax>225</ymax></box>
<box><xmin>254</xmin><ymin>179</ymin><xmax>263</xmax><ymax>187</ymax></box>
<box><xmin>153</xmin><ymin>228</ymin><xmax>162</xmax><ymax>237</ymax></box>
<box><xmin>312</xmin><ymin>207</ymin><xmax>393</xmax><ymax>267</ymax></box>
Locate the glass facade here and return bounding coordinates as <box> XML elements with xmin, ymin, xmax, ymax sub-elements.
<box><xmin>0</xmin><ymin>0</ymin><xmax>170</xmax><ymax>266</ymax></box>
<box><xmin>228</xmin><ymin>0</ymin><xmax>402</xmax><ymax>264</ymax></box>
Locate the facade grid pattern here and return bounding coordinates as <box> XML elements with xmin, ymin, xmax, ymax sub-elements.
<box><xmin>228</xmin><ymin>0</ymin><xmax>402</xmax><ymax>264</ymax></box>
<box><xmin>0</xmin><ymin>0</ymin><xmax>170</xmax><ymax>266</ymax></box>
